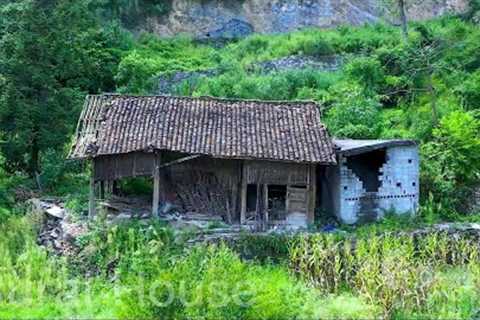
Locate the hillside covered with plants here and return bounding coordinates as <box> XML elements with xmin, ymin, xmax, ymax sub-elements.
<box><xmin>1</xmin><ymin>0</ymin><xmax>480</xmax><ymax>318</ymax></box>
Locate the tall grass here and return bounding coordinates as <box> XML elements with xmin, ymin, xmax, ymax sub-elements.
<box><xmin>289</xmin><ymin>232</ymin><xmax>480</xmax><ymax>318</ymax></box>
<box><xmin>2</xmin><ymin>211</ymin><xmax>479</xmax><ymax>319</ymax></box>
<box><xmin>0</xmin><ymin>214</ymin><xmax>380</xmax><ymax>319</ymax></box>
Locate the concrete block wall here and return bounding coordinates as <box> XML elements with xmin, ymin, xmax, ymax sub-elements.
<box><xmin>377</xmin><ymin>146</ymin><xmax>420</xmax><ymax>216</ymax></box>
<box><xmin>338</xmin><ymin>157</ymin><xmax>366</xmax><ymax>224</ymax></box>
<box><xmin>335</xmin><ymin>145</ymin><xmax>419</xmax><ymax>224</ymax></box>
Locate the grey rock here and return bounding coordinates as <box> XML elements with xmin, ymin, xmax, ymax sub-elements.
<box><xmin>202</xmin><ymin>18</ymin><xmax>254</xmax><ymax>40</ymax></box>
<box><xmin>154</xmin><ymin>54</ymin><xmax>342</xmax><ymax>95</ymax></box>
<box><xmin>46</xmin><ymin>205</ymin><xmax>65</xmax><ymax>219</ymax></box>
<box><xmin>145</xmin><ymin>0</ymin><xmax>468</xmax><ymax>39</ymax></box>
<box><xmin>257</xmin><ymin>55</ymin><xmax>342</xmax><ymax>73</ymax></box>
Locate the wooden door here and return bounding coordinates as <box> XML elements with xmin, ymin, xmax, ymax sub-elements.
<box><xmin>286</xmin><ymin>186</ymin><xmax>308</xmax><ymax>214</ymax></box>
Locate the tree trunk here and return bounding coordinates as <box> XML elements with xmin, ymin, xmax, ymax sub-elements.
<box><xmin>427</xmin><ymin>72</ymin><xmax>438</xmax><ymax>126</ymax></box>
<box><xmin>30</xmin><ymin>134</ymin><xmax>42</xmax><ymax>190</ymax></box>
<box><xmin>398</xmin><ymin>0</ymin><xmax>408</xmax><ymax>39</ymax></box>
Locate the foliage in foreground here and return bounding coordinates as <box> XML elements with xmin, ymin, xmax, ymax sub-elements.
<box><xmin>2</xmin><ymin>212</ymin><xmax>480</xmax><ymax>319</ymax></box>
<box><xmin>0</xmin><ymin>214</ymin><xmax>378</xmax><ymax>319</ymax></box>
<box><xmin>290</xmin><ymin>232</ymin><xmax>480</xmax><ymax>319</ymax></box>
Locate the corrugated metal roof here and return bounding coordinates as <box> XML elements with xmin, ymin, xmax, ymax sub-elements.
<box><xmin>334</xmin><ymin>139</ymin><xmax>416</xmax><ymax>156</ymax></box>
<box><xmin>69</xmin><ymin>95</ymin><xmax>336</xmax><ymax>164</ymax></box>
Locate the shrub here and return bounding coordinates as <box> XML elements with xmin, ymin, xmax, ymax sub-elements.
<box><xmin>421</xmin><ymin>111</ymin><xmax>480</xmax><ymax>212</ymax></box>
<box><xmin>457</xmin><ymin>70</ymin><xmax>480</xmax><ymax>110</ymax></box>
<box><xmin>344</xmin><ymin>56</ymin><xmax>385</xmax><ymax>93</ymax></box>
<box><xmin>296</xmin><ymin>35</ymin><xmax>335</xmax><ymax>57</ymax></box>
<box><xmin>324</xmin><ymin>82</ymin><xmax>382</xmax><ymax>138</ymax></box>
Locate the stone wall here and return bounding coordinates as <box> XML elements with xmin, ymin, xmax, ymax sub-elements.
<box><xmin>334</xmin><ymin>145</ymin><xmax>419</xmax><ymax>224</ymax></box>
<box><xmin>141</xmin><ymin>0</ymin><xmax>469</xmax><ymax>38</ymax></box>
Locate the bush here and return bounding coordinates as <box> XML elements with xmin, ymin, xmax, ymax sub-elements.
<box><xmin>324</xmin><ymin>82</ymin><xmax>382</xmax><ymax>138</ymax></box>
<box><xmin>457</xmin><ymin>70</ymin><xmax>480</xmax><ymax>110</ymax></box>
<box><xmin>296</xmin><ymin>35</ymin><xmax>335</xmax><ymax>57</ymax></box>
<box><xmin>119</xmin><ymin>244</ymin><xmax>330</xmax><ymax>320</ymax></box>
<box><xmin>344</xmin><ymin>56</ymin><xmax>385</xmax><ymax>93</ymax></box>
<box><xmin>421</xmin><ymin>111</ymin><xmax>480</xmax><ymax>212</ymax></box>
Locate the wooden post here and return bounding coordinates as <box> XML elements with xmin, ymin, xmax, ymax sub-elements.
<box><xmin>88</xmin><ymin>160</ymin><xmax>96</xmax><ymax>218</ymax></box>
<box><xmin>263</xmin><ymin>184</ymin><xmax>269</xmax><ymax>224</ymax></box>
<box><xmin>152</xmin><ymin>152</ymin><xmax>161</xmax><ymax>218</ymax></box>
<box><xmin>231</xmin><ymin>174</ymin><xmax>238</xmax><ymax>221</ymax></box>
<box><xmin>308</xmin><ymin>164</ymin><xmax>317</xmax><ymax>225</ymax></box>
<box><xmin>240</xmin><ymin>161</ymin><xmax>247</xmax><ymax>224</ymax></box>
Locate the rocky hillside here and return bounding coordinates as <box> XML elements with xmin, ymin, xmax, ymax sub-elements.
<box><xmin>141</xmin><ymin>0</ymin><xmax>469</xmax><ymax>38</ymax></box>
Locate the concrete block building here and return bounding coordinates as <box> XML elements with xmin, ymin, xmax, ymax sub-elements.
<box><xmin>321</xmin><ymin>140</ymin><xmax>419</xmax><ymax>224</ymax></box>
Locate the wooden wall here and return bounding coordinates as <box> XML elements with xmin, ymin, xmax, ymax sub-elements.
<box><xmin>94</xmin><ymin>152</ymin><xmax>155</xmax><ymax>181</ymax></box>
<box><xmin>92</xmin><ymin>152</ymin><xmax>316</xmax><ymax>225</ymax></box>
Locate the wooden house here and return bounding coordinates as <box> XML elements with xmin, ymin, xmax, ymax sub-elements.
<box><xmin>69</xmin><ymin>94</ymin><xmax>336</xmax><ymax>229</ymax></box>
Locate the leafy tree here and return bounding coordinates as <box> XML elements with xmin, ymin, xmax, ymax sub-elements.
<box><xmin>95</xmin><ymin>0</ymin><xmax>171</xmax><ymax>28</ymax></box>
<box><xmin>325</xmin><ymin>83</ymin><xmax>382</xmax><ymax>139</ymax></box>
<box><xmin>457</xmin><ymin>70</ymin><xmax>480</xmax><ymax>110</ymax></box>
<box><xmin>0</xmin><ymin>0</ymin><xmax>120</xmax><ymax>177</ymax></box>
<box><xmin>381</xmin><ymin>0</ymin><xmax>409</xmax><ymax>38</ymax></box>
<box><xmin>421</xmin><ymin>111</ymin><xmax>480</xmax><ymax>211</ymax></box>
<box><xmin>344</xmin><ymin>56</ymin><xmax>385</xmax><ymax>94</ymax></box>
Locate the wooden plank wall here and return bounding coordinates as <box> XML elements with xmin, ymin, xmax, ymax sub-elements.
<box><xmin>93</xmin><ymin>152</ymin><xmax>156</xmax><ymax>181</ymax></box>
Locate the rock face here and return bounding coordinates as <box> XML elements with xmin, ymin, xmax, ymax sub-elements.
<box><xmin>145</xmin><ymin>0</ymin><xmax>469</xmax><ymax>38</ymax></box>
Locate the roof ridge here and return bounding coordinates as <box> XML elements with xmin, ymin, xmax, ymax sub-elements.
<box><xmin>91</xmin><ymin>93</ymin><xmax>320</xmax><ymax>106</ymax></box>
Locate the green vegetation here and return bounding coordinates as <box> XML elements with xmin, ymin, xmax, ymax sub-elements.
<box><xmin>1</xmin><ymin>0</ymin><xmax>480</xmax><ymax>318</ymax></box>
<box><xmin>2</xmin><ymin>211</ymin><xmax>480</xmax><ymax>319</ymax></box>
<box><xmin>291</xmin><ymin>232</ymin><xmax>480</xmax><ymax>318</ymax></box>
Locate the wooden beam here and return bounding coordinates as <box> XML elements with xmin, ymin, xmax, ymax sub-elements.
<box><xmin>152</xmin><ymin>152</ymin><xmax>161</xmax><ymax>218</ymax></box>
<box><xmin>263</xmin><ymin>184</ymin><xmax>269</xmax><ymax>224</ymax></box>
<box><xmin>159</xmin><ymin>154</ymin><xmax>201</xmax><ymax>169</ymax></box>
<box><xmin>231</xmin><ymin>173</ymin><xmax>238</xmax><ymax>222</ymax></box>
<box><xmin>308</xmin><ymin>164</ymin><xmax>317</xmax><ymax>225</ymax></box>
<box><xmin>240</xmin><ymin>161</ymin><xmax>247</xmax><ymax>224</ymax></box>
<box><xmin>88</xmin><ymin>160</ymin><xmax>96</xmax><ymax>218</ymax></box>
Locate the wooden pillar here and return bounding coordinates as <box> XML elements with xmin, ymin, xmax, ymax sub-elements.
<box><xmin>88</xmin><ymin>160</ymin><xmax>96</xmax><ymax>218</ymax></box>
<box><xmin>263</xmin><ymin>184</ymin><xmax>269</xmax><ymax>224</ymax></box>
<box><xmin>231</xmin><ymin>173</ymin><xmax>238</xmax><ymax>222</ymax></box>
<box><xmin>152</xmin><ymin>152</ymin><xmax>161</xmax><ymax>218</ymax></box>
<box><xmin>308</xmin><ymin>164</ymin><xmax>317</xmax><ymax>225</ymax></box>
<box><xmin>240</xmin><ymin>161</ymin><xmax>247</xmax><ymax>224</ymax></box>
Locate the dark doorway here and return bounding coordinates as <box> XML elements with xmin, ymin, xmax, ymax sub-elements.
<box><xmin>246</xmin><ymin>184</ymin><xmax>257</xmax><ymax>212</ymax></box>
<box><xmin>268</xmin><ymin>185</ymin><xmax>287</xmax><ymax>220</ymax></box>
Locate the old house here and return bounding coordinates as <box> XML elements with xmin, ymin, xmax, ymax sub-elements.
<box><xmin>69</xmin><ymin>94</ymin><xmax>419</xmax><ymax>228</ymax></box>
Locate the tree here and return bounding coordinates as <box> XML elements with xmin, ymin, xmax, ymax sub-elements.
<box><xmin>382</xmin><ymin>0</ymin><xmax>409</xmax><ymax>38</ymax></box>
<box><xmin>325</xmin><ymin>83</ymin><xmax>382</xmax><ymax>139</ymax></box>
<box><xmin>0</xmin><ymin>0</ymin><xmax>120</xmax><ymax>178</ymax></box>
<box><xmin>421</xmin><ymin>111</ymin><xmax>480</xmax><ymax>212</ymax></box>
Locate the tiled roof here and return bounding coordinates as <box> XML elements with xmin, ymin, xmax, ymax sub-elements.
<box><xmin>69</xmin><ymin>95</ymin><xmax>336</xmax><ymax>164</ymax></box>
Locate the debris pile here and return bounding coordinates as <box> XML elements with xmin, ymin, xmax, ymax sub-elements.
<box><xmin>28</xmin><ymin>198</ymin><xmax>87</xmax><ymax>256</ymax></box>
